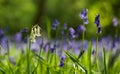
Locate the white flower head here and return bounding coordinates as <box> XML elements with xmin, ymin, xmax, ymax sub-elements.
<box><xmin>30</xmin><ymin>24</ymin><xmax>41</xmax><ymax>42</ymax></box>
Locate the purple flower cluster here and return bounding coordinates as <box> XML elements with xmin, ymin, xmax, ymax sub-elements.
<box><xmin>112</xmin><ymin>35</ymin><xmax>118</xmax><ymax>50</ymax></box>
<box><xmin>0</xmin><ymin>29</ymin><xmax>4</xmax><ymax>40</ymax></box>
<box><xmin>113</xmin><ymin>17</ymin><xmax>118</xmax><ymax>27</ymax></box>
<box><xmin>69</xmin><ymin>27</ymin><xmax>76</xmax><ymax>39</ymax></box>
<box><xmin>52</xmin><ymin>19</ymin><xmax>59</xmax><ymax>30</ymax></box>
<box><xmin>50</xmin><ymin>43</ymin><xmax>56</xmax><ymax>53</ymax></box>
<box><xmin>94</xmin><ymin>14</ymin><xmax>102</xmax><ymax>34</ymax></box>
<box><xmin>77</xmin><ymin>25</ymin><xmax>86</xmax><ymax>33</ymax></box>
<box><xmin>0</xmin><ymin>29</ymin><xmax>8</xmax><ymax>50</ymax></box>
<box><xmin>63</xmin><ymin>23</ymin><xmax>67</xmax><ymax>30</ymax></box>
<box><xmin>20</xmin><ymin>28</ymin><xmax>28</xmax><ymax>33</ymax></box>
<box><xmin>80</xmin><ymin>9</ymin><xmax>89</xmax><ymax>24</ymax></box>
<box><xmin>59</xmin><ymin>56</ymin><xmax>65</xmax><ymax>67</ymax></box>
<box><xmin>60</xmin><ymin>23</ymin><xmax>67</xmax><ymax>35</ymax></box>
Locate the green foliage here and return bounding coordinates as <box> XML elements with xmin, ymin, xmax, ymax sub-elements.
<box><xmin>0</xmin><ymin>0</ymin><xmax>36</xmax><ymax>33</ymax></box>
<box><xmin>0</xmin><ymin>41</ymin><xmax>120</xmax><ymax>74</ymax></box>
<box><xmin>0</xmin><ymin>0</ymin><xmax>120</xmax><ymax>37</ymax></box>
<box><xmin>87</xmin><ymin>42</ymin><xmax>92</xmax><ymax>74</ymax></box>
<box><xmin>0</xmin><ymin>0</ymin><xmax>120</xmax><ymax>73</ymax></box>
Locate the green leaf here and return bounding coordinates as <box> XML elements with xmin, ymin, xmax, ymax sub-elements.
<box><xmin>103</xmin><ymin>47</ymin><xmax>107</xmax><ymax>74</ymax></box>
<box><xmin>87</xmin><ymin>41</ymin><xmax>92</xmax><ymax>74</ymax></box>
<box><xmin>46</xmin><ymin>18</ymin><xmax>51</xmax><ymax>39</ymax></box>
<box><xmin>78</xmin><ymin>49</ymin><xmax>85</xmax><ymax>59</ymax></box>
<box><xmin>65</xmin><ymin>50</ymin><xmax>87</xmax><ymax>73</ymax></box>
<box><xmin>32</xmin><ymin>51</ymin><xmax>48</xmax><ymax>67</ymax></box>
<box><xmin>0</xmin><ymin>67</ymin><xmax>5</xmax><ymax>74</ymax></box>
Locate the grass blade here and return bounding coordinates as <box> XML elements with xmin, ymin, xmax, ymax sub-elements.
<box><xmin>87</xmin><ymin>42</ymin><xmax>92</xmax><ymax>74</ymax></box>
<box><xmin>32</xmin><ymin>51</ymin><xmax>48</xmax><ymax>66</ymax></box>
<box><xmin>0</xmin><ymin>67</ymin><xmax>5</xmax><ymax>74</ymax></box>
<box><xmin>103</xmin><ymin>47</ymin><xmax>107</xmax><ymax>74</ymax></box>
<box><xmin>65</xmin><ymin>50</ymin><xmax>87</xmax><ymax>73</ymax></box>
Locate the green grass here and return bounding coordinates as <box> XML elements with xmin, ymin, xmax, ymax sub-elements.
<box><xmin>0</xmin><ymin>41</ymin><xmax>120</xmax><ymax>74</ymax></box>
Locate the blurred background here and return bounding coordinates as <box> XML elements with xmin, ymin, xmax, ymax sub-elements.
<box><xmin>0</xmin><ymin>0</ymin><xmax>120</xmax><ymax>39</ymax></box>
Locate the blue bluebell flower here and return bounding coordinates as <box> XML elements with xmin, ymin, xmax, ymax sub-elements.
<box><xmin>13</xmin><ymin>32</ymin><xmax>23</xmax><ymax>49</ymax></box>
<box><xmin>68</xmin><ymin>41</ymin><xmax>73</xmax><ymax>49</ymax></box>
<box><xmin>43</xmin><ymin>42</ymin><xmax>48</xmax><ymax>52</ymax></box>
<box><xmin>0</xmin><ymin>29</ymin><xmax>4</xmax><ymax>39</ymax></box>
<box><xmin>79</xmin><ymin>9</ymin><xmax>89</xmax><ymax>24</ymax></box>
<box><xmin>84</xmin><ymin>41</ymin><xmax>88</xmax><ymax>50</ymax></box>
<box><xmin>20</xmin><ymin>28</ymin><xmax>28</xmax><ymax>33</ymax></box>
<box><xmin>52</xmin><ymin>19</ymin><xmax>59</xmax><ymax>30</ymax></box>
<box><xmin>60</xmin><ymin>23</ymin><xmax>67</xmax><ymax>35</ymax></box>
<box><xmin>83</xmin><ymin>18</ymin><xmax>89</xmax><ymax>24</ymax></box>
<box><xmin>61</xmin><ymin>41</ymin><xmax>67</xmax><ymax>51</ymax></box>
<box><xmin>31</xmin><ymin>42</ymin><xmax>40</xmax><ymax>52</ymax></box>
<box><xmin>50</xmin><ymin>43</ymin><xmax>56</xmax><ymax>53</ymax></box>
<box><xmin>80</xmin><ymin>9</ymin><xmax>88</xmax><ymax>19</ymax></box>
<box><xmin>112</xmin><ymin>35</ymin><xmax>118</xmax><ymax>49</ymax></box>
<box><xmin>92</xmin><ymin>50</ymin><xmax>95</xmax><ymax>55</ymax></box>
<box><xmin>60</xmin><ymin>56</ymin><xmax>65</xmax><ymax>61</ymax></box>
<box><xmin>101</xmin><ymin>36</ymin><xmax>112</xmax><ymax>50</ymax></box>
<box><xmin>95</xmin><ymin>14</ymin><xmax>102</xmax><ymax>34</ymax></box>
<box><xmin>50</xmin><ymin>47</ymin><xmax>55</xmax><ymax>53</ymax></box>
<box><xmin>69</xmin><ymin>27</ymin><xmax>76</xmax><ymax>39</ymax></box>
<box><xmin>0</xmin><ymin>37</ymin><xmax>7</xmax><ymax>50</ymax></box>
<box><xmin>36</xmin><ymin>37</ymin><xmax>43</xmax><ymax>46</ymax></box>
<box><xmin>95</xmin><ymin>14</ymin><xmax>100</xmax><ymax>27</ymax></box>
<box><xmin>59</xmin><ymin>56</ymin><xmax>65</xmax><ymax>67</ymax></box>
<box><xmin>97</xmin><ymin>26</ymin><xmax>102</xmax><ymax>34</ymax></box>
<box><xmin>14</xmin><ymin>32</ymin><xmax>22</xmax><ymax>42</ymax></box>
<box><xmin>113</xmin><ymin>17</ymin><xmax>118</xmax><ymax>27</ymax></box>
<box><xmin>59</xmin><ymin>61</ymin><xmax>64</xmax><ymax>67</ymax></box>
<box><xmin>77</xmin><ymin>25</ymin><xmax>86</xmax><ymax>33</ymax></box>
<box><xmin>63</xmin><ymin>23</ymin><xmax>67</xmax><ymax>30</ymax></box>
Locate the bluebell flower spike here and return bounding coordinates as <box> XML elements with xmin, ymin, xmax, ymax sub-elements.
<box><xmin>52</xmin><ymin>19</ymin><xmax>59</xmax><ymax>30</ymax></box>
<box><xmin>113</xmin><ymin>17</ymin><xmax>118</xmax><ymax>27</ymax></box>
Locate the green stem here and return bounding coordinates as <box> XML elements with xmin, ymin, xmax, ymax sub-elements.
<box><xmin>27</xmin><ymin>39</ymin><xmax>31</xmax><ymax>74</ymax></box>
<box><xmin>55</xmin><ymin>31</ymin><xmax>58</xmax><ymax>67</ymax></box>
<box><xmin>82</xmin><ymin>30</ymin><xmax>85</xmax><ymax>51</ymax></box>
<box><xmin>116</xmin><ymin>25</ymin><xmax>118</xmax><ymax>36</ymax></box>
<box><xmin>65</xmin><ymin>57</ymin><xmax>67</xmax><ymax>74</ymax></box>
<box><xmin>74</xmin><ymin>63</ymin><xmax>76</xmax><ymax>74</ymax></box>
<box><xmin>96</xmin><ymin>35</ymin><xmax>98</xmax><ymax>60</ymax></box>
<box><xmin>96</xmin><ymin>35</ymin><xmax>100</xmax><ymax>73</ymax></box>
<box><xmin>77</xmin><ymin>25</ymin><xmax>85</xmax><ymax>59</ymax></box>
<box><xmin>88</xmin><ymin>42</ymin><xmax>92</xmax><ymax>74</ymax></box>
<box><xmin>55</xmin><ymin>43</ymin><xmax>57</xmax><ymax>67</ymax></box>
<box><xmin>103</xmin><ymin>48</ymin><xmax>107</xmax><ymax>74</ymax></box>
<box><xmin>7</xmin><ymin>39</ymin><xmax>14</xmax><ymax>74</ymax></box>
<box><xmin>7</xmin><ymin>39</ymin><xmax>10</xmax><ymax>73</ymax></box>
<box><xmin>39</xmin><ymin>37</ymin><xmax>43</xmax><ymax>74</ymax></box>
<box><xmin>46</xmin><ymin>42</ymin><xmax>50</xmax><ymax>74</ymax></box>
<box><xmin>39</xmin><ymin>49</ymin><xmax>42</xmax><ymax>74</ymax></box>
